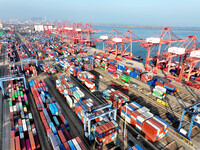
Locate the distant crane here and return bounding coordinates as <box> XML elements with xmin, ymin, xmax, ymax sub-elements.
<box><xmin>95</xmin><ymin>29</ymin><xmax>143</xmax><ymax>60</ymax></box>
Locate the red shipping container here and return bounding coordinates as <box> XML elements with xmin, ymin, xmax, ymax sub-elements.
<box><xmin>76</xmin><ymin>137</ymin><xmax>86</xmax><ymax>150</ymax></box>
<box><xmin>58</xmin><ymin>130</ymin><xmax>67</xmax><ymax>143</ymax></box>
<box><xmin>63</xmin><ymin>141</ymin><xmax>70</xmax><ymax>149</ymax></box>
<box><xmin>10</xmin><ymin>138</ymin><xmax>15</xmax><ymax>150</ymax></box>
<box><xmin>28</xmin><ymin>131</ymin><xmax>36</xmax><ymax>150</ymax></box>
<box><xmin>155</xmin><ymin>81</ymin><xmax>164</xmax><ymax>87</ymax></box>
<box><xmin>15</xmin><ymin>136</ymin><xmax>21</xmax><ymax>150</ymax></box>
<box><xmin>11</xmin><ymin>130</ymin><xmax>15</xmax><ymax>139</ymax></box>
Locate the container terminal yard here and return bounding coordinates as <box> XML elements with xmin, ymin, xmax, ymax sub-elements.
<box><xmin>0</xmin><ymin>21</ymin><xmax>200</xmax><ymax>150</ymax></box>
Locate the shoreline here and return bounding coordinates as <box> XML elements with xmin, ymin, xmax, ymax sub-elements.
<box><xmin>92</xmin><ymin>24</ymin><xmax>200</xmax><ymax>31</ymax></box>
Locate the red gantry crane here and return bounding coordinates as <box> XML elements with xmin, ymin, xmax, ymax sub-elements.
<box><xmin>140</xmin><ymin>27</ymin><xmax>183</xmax><ymax>74</ymax></box>
<box><xmin>58</xmin><ymin>21</ymin><xmax>100</xmax><ymax>47</ymax></box>
<box><xmin>95</xmin><ymin>29</ymin><xmax>143</xmax><ymax>61</ymax></box>
<box><xmin>161</xmin><ymin>35</ymin><xmax>200</xmax><ymax>82</ymax></box>
<box><xmin>178</xmin><ymin>36</ymin><xmax>200</xmax><ymax>82</ymax></box>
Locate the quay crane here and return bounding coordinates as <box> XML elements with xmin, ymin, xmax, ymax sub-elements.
<box><xmin>140</xmin><ymin>27</ymin><xmax>183</xmax><ymax>74</ymax></box>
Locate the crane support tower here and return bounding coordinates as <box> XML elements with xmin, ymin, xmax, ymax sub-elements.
<box><xmin>177</xmin><ymin>102</ymin><xmax>200</xmax><ymax>139</ymax></box>
<box><xmin>21</xmin><ymin>58</ymin><xmax>38</xmax><ymax>71</ymax></box>
<box><xmin>0</xmin><ymin>75</ymin><xmax>27</xmax><ymax>96</ymax></box>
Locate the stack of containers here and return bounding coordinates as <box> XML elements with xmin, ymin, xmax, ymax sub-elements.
<box><xmin>95</xmin><ymin>121</ymin><xmax>118</xmax><ymax>145</ymax></box>
<box><xmin>42</xmin><ymin>63</ymin><xmax>57</xmax><ymax>75</ymax></box>
<box><xmin>83</xmin><ymin>64</ymin><xmax>94</xmax><ymax>71</ymax></box>
<box><xmin>164</xmin><ymin>83</ymin><xmax>175</xmax><ymax>93</ymax></box>
<box><xmin>76</xmin><ymin>71</ymin><xmax>96</xmax><ymax>92</ymax></box>
<box><xmin>121</xmin><ymin>74</ymin><xmax>131</xmax><ymax>84</ymax></box>
<box><xmin>85</xmin><ymin>78</ymin><xmax>96</xmax><ymax>92</ymax></box>
<box><xmin>140</xmin><ymin>72</ymin><xmax>154</xmax><ymax>83</ymax></box>
<box><xmin>121</xmin><ymin>102</ymin><xmax>169</xmax><ymax>142</ymax></box>
<box><xmin>103</xmin><ymin>90</ymin><xmax>130</xmax><ymax>109</ymax></box>
<box><xmin>8</xmin><ymin>64</ymin><xmax>21</xmax><ymax>76</ymax></box>
<box><xmin>23</xmin><ymin>64</ymin><xmax>37</xmax><ymax>77</ymax></box>
<box><xmin>117</xmin><ymin>64</ymin><xmax>126</xmax><ymax>72</ymax></box>
<box><xmin>75</xmin><ymin>99</ymin><xmax>98</xmax><ymax>123</ymax></box>
<box><xmin>109</xmin><ymin>59</ymin><xmax>116</xmax><ymax>66</ymax></box>
<box><xmin>69</xmin><ymin>67</ymin><xmax>78</xmax><ymax>76</ymax></box>
<box><xmin>94</xmin><ymin>59</ymin><xmax>101</xmax><ymax>67</ymax></box>
<box><xmin>75</xmin><ymin>99</ymin><xmax>96</xmax><ymax>141</ymax></box>
<box><xmin>56</xmin><ymin>75</ymin><xmax>85</xmax><ymax>108</ymax></box>
<box><xmin>108</xmin><ymin>65</ymin><xmax>117</xmax><ymax>74</ymax></box>
<box><xmin>129</xmin><ymin>68</ymin><xmax>142</xmax><ymax>79</ymax></box>
<box><xmin>16</xmin><ymin>45</ymin><xmax>29</xmax><ymax>60</ymax></box>
<box><xmin>100</xmin><ymin>62</ymin><xmax>107</xmax><ymax>70</ymax></box>
<box><xmin>9</xmin><ymin>80</ymin><xmax>40</xmax><ymax>150</ymax></box>
<box><xmin>29</xmin><ymin>79</ymin><xmax>86</xmax><ymax>149</ymax></box>
<box><xmin>36</xmin><ymin>52</ymin><xmax>43</xmax><ymax>60</ymax></box>
<box><xmin>152</xmin><ymin>86</ymin><xmax>167</xmax><ymax>99</ymax></box>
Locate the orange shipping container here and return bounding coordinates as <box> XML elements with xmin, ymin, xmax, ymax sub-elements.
<box><xmin>28</xmin><ymin>131</ymin><xmax>36</xmax><ymax>150</ymax></box>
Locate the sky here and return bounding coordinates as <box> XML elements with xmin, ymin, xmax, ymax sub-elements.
<box><xmin>0</xmin><ymin>0</ymin><xmax>200</xmax><ymax>27</ymax></box>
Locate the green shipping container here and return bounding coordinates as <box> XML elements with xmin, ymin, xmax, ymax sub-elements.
<box><xmin>152</xmin><ymin>91</ymin><xmax>163</xmax><ymax>97</ymax></box>
<box><xmin>100</xmin><ymin>67</ymin><xmax>105</xmax><ymax>70</ymax></box>
<box><xmin>9</xmin><ymin>101</ymin><xmax>12</xmax><ymax>107</ymax></box>
<box><xmin>53</xmin><ymin>116</ymin><xmax>60</xmax><ymax>127</ymax></box>
<box><xmin>25</xmin><ymin>101</ymin><xmax>29</xmax><ymax>107</ymax></box>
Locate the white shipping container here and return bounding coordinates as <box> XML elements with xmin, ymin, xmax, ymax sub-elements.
<box><xmin>10</xmin><ymin>106</ymin><xmax>13</xmax><ymax>113</ymax></box>
<box><xmin>72</xmin><ymin>139</ymin><xmax>82</xmax><ymax>150</ymax></box>
<box><xmin>66</xmin><ymin>95</ymin><xmax>73</xmax><ymax>108</ymax></box>
<box><xmin>22</xmin><ymin>119</ymin><xmax>27</xmax><ymax>132</ymax></box>
<box><xmin>180</xmin><ymin>128</ymin><xmax>187</xmax><ymax>136</ymax></box>
<box><xmin>137</xmin><ymin>115</ymin><xmax>145</xmax><ymax>123</ymax></box>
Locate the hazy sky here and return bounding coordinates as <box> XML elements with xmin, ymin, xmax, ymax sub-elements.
<box><xmin>0</xmin><ymin>0</ymin><xmax>200</xmax><ymax>27</ymax></box>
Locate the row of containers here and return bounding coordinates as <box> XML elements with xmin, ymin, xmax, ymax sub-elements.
<box><xmin>120</xmin><ymin>101</ymin><xmax>169</xmax><ymax>142</ymax></box>
<box><xmin>7</xmin><ymin>43</ymin><xmax>18</xmax><ymax>63</ymax></box>
<box><xmin>70</xmin><ymin>70</ymin><xmax>97</xmax><ymax>92</ymax></box>
<box><xmin>29</xmin><ymin>79</ymin><xmax>86</xmax><ymax>150</ymax></box>
<box><xmin>102</xmin><ymin>88</ymin><xmax>169</xmax><ymax>142</ymax></box>
<box><xmin>59</xmin><ymin>58</ymin><xmax>94</xmax><ymax>72</ymax></box>
<box><xmin>93</xmin><ymin>52</ymin><xmax>200</xmax><ymax>89</ymax></box>
<box><xmin>58</xmin><ymin>65</ymin><xmax>169</xmax><ymax>144</ymax></box>
<box><xmin>93</xmin><ymin>52</ymin><xmax>178</xmax><ymax>97</ymax></box>
<box><xmin>25</xmin><ymin>41</ymin><xmax>43</xmax><ymax>60</ymax></box>
<box><xmin>39</xmin><ymin>63</ymin><xmax>57</xmax><ymax>75</ymax></box>
<box><xmin>56</xmin><ymin>75</ymin><xmax>85</xmax><ymax>108</ymax></box>
<box><xmin>8</xmin><ymin>64</ymin><xmax>21</xmax><ymax>76</ymax></box>
<box><xmin>23</xmin><ymin>63</ymin><xmax>37</xmax><ymax>78</ymax></box>
<box><xmin>8</xmin><ymin>80</ymin><xmax>41</xmax><ymax>150</ymax></box>
<box><xmin>15</xmin><ymin>44</ymin><xmax>29</xmax><ymax>60</ymax></box>
<box><xmin>55</xmin><ymin>75</ymin><xmax>119</xmax><ymax>146</ymax></box>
